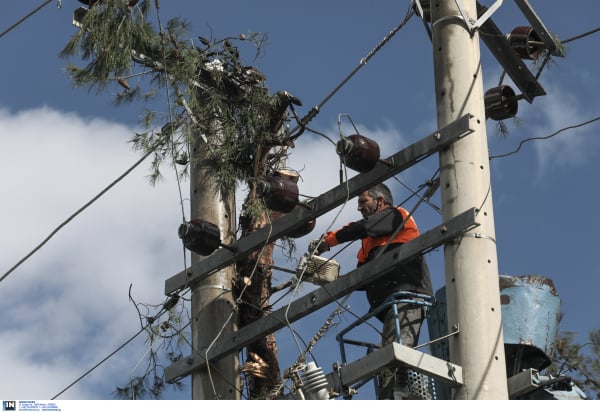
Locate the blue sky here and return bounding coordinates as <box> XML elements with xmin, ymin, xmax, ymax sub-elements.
<box><xmin>1</xmin><ymin>0</ymin><xmax>599</xmax><ymax>402</ymax></box>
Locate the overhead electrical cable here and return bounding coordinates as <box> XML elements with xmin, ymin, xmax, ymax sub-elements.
<box><xmin>0</xmin><ymin>0</ymin><xmax>54</xmax><ymax>39</ymax></box>
<box><xmin>528</xmin><ymin>25</ymin><xmax>600</xmax><ymax>84</ymax></box>
<box><xmin>52</xmin><ymin>315</ymin><xmax>157</xmax><ymax>399</ymax></box>
<box><xmin>0</xmin><ymin>142</ymin><xmax>163</xmax><ymax>284</ymax></box>
<box><xmin>288</xmin><ymin>3</ymin><xmax>416</xmax><ymax>141</ymax></box>
<box><xmin>393</xmin><ymin>175</ymin><xmax>442</xmax><ymax>215</ymax></box>
<box><xmin>51</xmin><ymin>290</ymin><xmax>185</xmax><ymax>399</ymax></box>
<box><xmin>489</xmin><ymin>115</ymin><xmax>600</xmax><ymax>160</ymax></box>
<box><xmin>51</xmin><ymin>327</ymin><xmax>147</xmax><ymax>399</ymax></box>
<box><xmin>152</xmin><ymin>0</ymin><xmax>194</xmax><ymax>336</ymax></box>
<box><xmin>153</xmin><ymin>0</ymin><xmax>188</xmax><ymax>226</ymax></box>
<box><xmin>561</xmin><ymin>26</ymin><xmax>600</xmax><ymax>44</ymax></box>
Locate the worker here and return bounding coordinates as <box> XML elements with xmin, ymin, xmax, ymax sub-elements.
<box><xmin>308</xmin><ymin>182</ymin><xmax>433</xmax><ymax>399</ymax></box>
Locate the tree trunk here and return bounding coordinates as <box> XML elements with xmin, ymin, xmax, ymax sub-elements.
<box><xmin>235</xmin><ymin>199</ymin><xmax>283</xmax><ymax>399</ymax></box>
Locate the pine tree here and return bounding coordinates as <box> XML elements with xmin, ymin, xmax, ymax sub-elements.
<box><xmin>548</xmin><ymin>328</ymin><xmax>600</xmax><ymax>399</ymax></box>
<box><xmin>61</xmin><ymin>0</ymin><xmax>302</xmax><ymax>399</ymax></box>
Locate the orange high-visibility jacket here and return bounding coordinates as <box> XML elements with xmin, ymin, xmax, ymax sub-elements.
<box><xmin>323</xmin><ymin>206</ymin><xmax>418</xmax><ymax>265</ymax></box>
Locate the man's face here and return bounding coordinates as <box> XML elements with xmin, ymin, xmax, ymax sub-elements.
<box><xmin>357</xmin><ymin>191</ymin><xmax>380</xmax><ymax>218</ymax></box>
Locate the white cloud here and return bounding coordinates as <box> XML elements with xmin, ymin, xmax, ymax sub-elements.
<box><xmin>524</xmin><ymin>82</ymin><xmax>599</xmax><ymax>176</ymax></box>
<box><xmin>0</xmin><ymin>106</ymin><xmax>186</xmax><ymax>399</ymax></box>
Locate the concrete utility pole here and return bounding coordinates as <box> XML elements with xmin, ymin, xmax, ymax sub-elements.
<box><xmin>190</xmin><ymin>138</ymin><xmax>240</xmax><ymax>399</ymax></box>
<box><xmin>431</xmin><ymin>0</ymin><xmax>509</xmax><ymax>399</ymax></box>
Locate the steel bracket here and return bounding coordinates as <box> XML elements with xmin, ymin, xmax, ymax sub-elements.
<box><xmin>456</xmin><ymin>0</ymin><xmax>504</xmax><ymax>33</ymax></box>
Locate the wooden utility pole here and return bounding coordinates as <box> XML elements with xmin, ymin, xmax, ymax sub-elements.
<box><xmin>431</xmin><ymin>0</ymin><xmax>509</xmax><ymax>399</ymax></box>
<box><xmin>190</xmin><ymin>138</ymin><xmax>240</xmax><ymax>399</ymax></box>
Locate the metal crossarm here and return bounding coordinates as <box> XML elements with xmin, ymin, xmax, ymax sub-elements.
<box><xmin>165</xmin><ymin>207</ymin><xmax>479</xmax><ymax>383</ymax></box>
<box><xmin>331</xmin><ymin>342</ymin><xmax>464</xmax><ymax>391</ymax></box>
<box><xmin>476</xmin><ymin>2</ymin><xmax>545</xmax><ymax>103</ymax></box>
<box><xmin>164</xmin><ymin>114</ymin><xmax>477</xmax><ymax>295</ymax></box>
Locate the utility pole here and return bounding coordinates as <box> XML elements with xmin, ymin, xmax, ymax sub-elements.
<box><xmin>431</xmin><ymin>0</ymin><xmax>509</xmax><ymax>399</ymax></box>
<box><xmin>190</xmin><ymin>137</ymin><xmax>240</xmax><ymax>399</ymax></box>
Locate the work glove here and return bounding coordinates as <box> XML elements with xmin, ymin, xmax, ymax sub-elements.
<box><xmin>308</xmin><ymin>237</ymin><xmax>330</xmax><ymax>255</ymax></box>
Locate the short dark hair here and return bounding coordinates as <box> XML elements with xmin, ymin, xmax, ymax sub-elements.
<box><xmin>367</xmin><ymin>183</ymin><xmax>393</xmax><ymax>205</ymax></box>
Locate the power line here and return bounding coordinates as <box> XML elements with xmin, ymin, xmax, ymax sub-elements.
<box><xmin>51</xmin><ymin>326</ymin><xmax>147</xmax><ymax>400</ymax></box>
<box><xmin>529</xmin><ymin>25</ymin><xmax>600</xmax><ymax>86</ymax></box>
<box><xmin>393</xmin><ymin>175</ymin><xmax>442</xmax><ymax>215</ymax></box>
<box><xmin>51</xmin><ymin>292</ymin><xmax>184</xmax><ymax>400</ymax></box>
<box><xmin>561</xmin><ymin>26</ymin><xmax>600</xmax><ymax>44</ymax></box>
<box><xmin>0</xmin><ymin>143</ymin><xmax>161</xmax><ymax>284</ymax></box>
<box><xmin>0</xmin><ymin>0</ymin><xmax>54</xmax><ymax>39</ymax></box>
<box><xmin>489</xmin><ymin>115</ymin><xmax>600</xmax><ymax>160</ymax></box>
<box><xmin>289</xmin><ymin>3</ymin><xmax>416</xmax><ymax>141</ymax></box>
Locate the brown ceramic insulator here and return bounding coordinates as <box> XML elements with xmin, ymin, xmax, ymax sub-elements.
<box><xmin>178</xmin><ymin>219</ymin><xmax>221</xmax><ymax>256</ymax></box>
<box><xmin>507</xmin><ymin>26</ymin><xmax>544</xmax><ymax>60</ymax></box>
<box><xmin>484</xmin><ymin>85</ymin><xmax>518</xmax><ymax>121</ymax></box>
<box><xmin>259</xmin><ymin>174</ymin><xmax>299</xmax><ymax>213</ymax></box>
<box><xmin>336</xmin><ymin>134</ymin><xmax>381</xmax><ymax>173</ymax></box>
<box><xmin>286</xmin><ymin>219</ymin><xmax>316</xmax><ymax>238</ymax></box>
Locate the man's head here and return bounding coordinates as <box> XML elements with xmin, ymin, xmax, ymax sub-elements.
<box><xmin>357</xmin><ymin>183</ymin><xmax>393</xmax><ymax>218</ymax></box>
